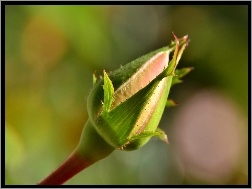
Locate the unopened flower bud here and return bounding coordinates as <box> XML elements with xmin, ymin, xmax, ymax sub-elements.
<box><xmin>87</xmin><ymin>34</ymin><xmax>189</xmax><ymax>151</ymax></box>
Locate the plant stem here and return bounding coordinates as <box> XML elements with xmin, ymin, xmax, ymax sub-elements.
<box><xmin>38</xmin><ymin>120</ymin><xmax>114</xmax><ymax>185</ymax></box>
<box><xmin>37</xmin><ymin>150</ymin><xmax>90</xmax><ymax>185</ymax></box>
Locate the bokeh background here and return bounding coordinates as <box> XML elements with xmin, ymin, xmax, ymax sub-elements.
<box><xmin>5</xmin><ymin>5</ymin><xmax>249</xmax><ymax>185</ymax></box>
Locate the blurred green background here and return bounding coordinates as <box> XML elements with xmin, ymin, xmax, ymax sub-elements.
<box><xmin>5</xmin><ymin>5</ymin><xmax>248</xmax><ymax>185</ymax></box>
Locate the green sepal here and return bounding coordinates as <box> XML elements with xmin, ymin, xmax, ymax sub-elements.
<box><xmin>102</xmin><ymin>70</ymin><xmax>114</xmax><ymax>113</ymax></box>
<box><xmin>155</xmin><ymin>128</ymin><xmax>169</xmax><ymax>144</ymax></box>
<box><xmin>159</xmin><ymin>35</ymin><xmax>179</xmax><ymax>79</ymax></box>
<box><xmin>172</xmin><ymin>67</ymin><xmax>193</xmax><ymax>86</ymax></box>
<box><xmin>95</xmin><ymin>75</ymin><xmax>172</xmax><ymax>150</ymax></box>
<box><xmin>159</xmin><ymin>34</ymin><xmax>189</xmax><ymax>79</ymax></box>
<box><xmin>127</xmin><ymin>127</ymin><xmax>168</xmax><ymax>144</ymax></box>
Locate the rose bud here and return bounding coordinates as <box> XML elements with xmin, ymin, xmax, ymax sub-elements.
<box><xmin>86</xmin><ymin>33</ymin><xmax>189</xmax><ymax>151</ymax></box>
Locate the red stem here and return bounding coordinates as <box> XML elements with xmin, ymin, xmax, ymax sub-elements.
<box><xmin>37</xmin><ymin>120</ymin><xmax>114</xmax><ymax>185</ymax></box>
<box><xmin>37</xmin><ymin>150</ymin><xmax>91</xmax><ymax>185</ymax></box>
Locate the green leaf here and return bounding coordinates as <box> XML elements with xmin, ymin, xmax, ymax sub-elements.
<box><xmin>102</xmin><ymin>70</ymin><xmax>114</xmax><ymax>113</ymax></box>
